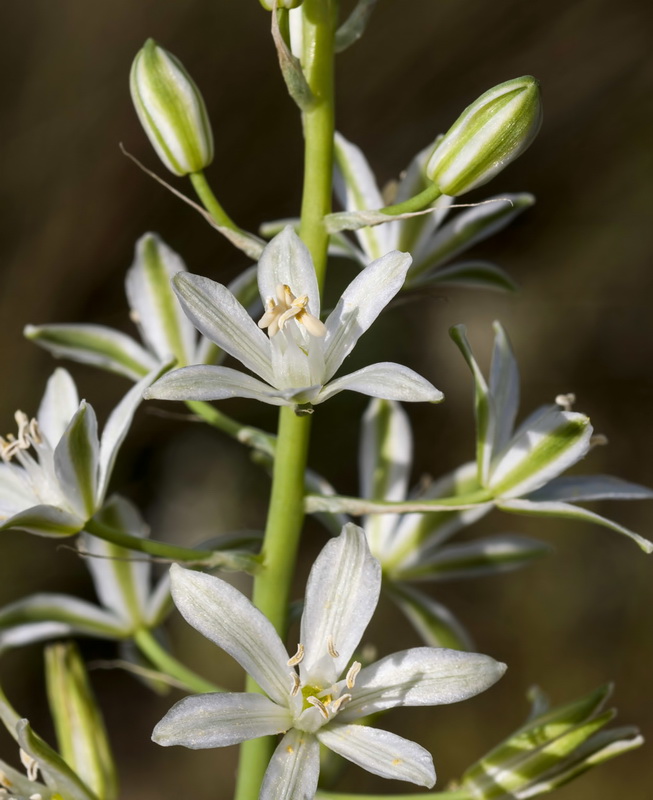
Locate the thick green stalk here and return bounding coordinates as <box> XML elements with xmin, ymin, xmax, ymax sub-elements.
<box><xmin>234</xmin><ymin>3</ymin><xmax>338</xmax><ymax>800</ymax></box>
<box><xmin>133</xmin><ymin>628</ymin><xmax>223</xmax><ymax>694</ymax></box>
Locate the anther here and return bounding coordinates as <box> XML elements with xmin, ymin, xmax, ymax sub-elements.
<box><xmin>346</xmin><ymin>661</ymin><xmax>361</xmax><ymax>689</ymax></box>
<box><xmin>590</xmin><ymin>433</ymin><xmax>609</xmax><ymax>449</ymax></box>
<box><xmin>287</xmin><ymin>643</ymin><xmax>305</xmax><ymax>666</ymax></box>
<box><xmin>555</xmin><ymin>393</ymin><xmax>576</xmax><ymax>411</ymax></box>
<box><xmin>306</xmin><ymin>696</ymin><xmax>329</xmax><ymax>720</ymax></box>
<box><xmin>290</xmin><ymin>672</ymin><xmax>301</xmax><ymax>697</ymax></box>
<box><xmin>20</xmin><ymin>749</ymin><xmax>39</xmax><ymax>782</ymax></box>
<box><xmin>329</xmin><ymin>693</ymin><xmax>352</xmax><ymax>713</ymax></box>
<box><xmin>327</xmin><ymin>636</ymin><xmax>339</xmax><ymax>658</ymax></box>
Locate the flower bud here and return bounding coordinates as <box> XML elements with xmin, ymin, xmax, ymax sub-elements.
<box><xmin>461</xmin><ymin>685</ymin><xmax>642</xmax><ymax>799</ymax></box>
<box><xmin>130</xmin><ymin>39</ymin><xmax>214</xmax><ymax>176</ymax></box>
<box><xmin>425</xmin><ymin>76</ymin><xmax>542</xmax><ymax>196</ymax></box>
<box><xmin>259</xmin><ymin>0</ymin><xmax>304</xmax><ymax>9</ymax></box>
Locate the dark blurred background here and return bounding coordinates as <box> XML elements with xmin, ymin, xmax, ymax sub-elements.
<box><xmin>1</xmin><ymin>1</ymin><xmax>652</xmax><ymax>798</ymax></box>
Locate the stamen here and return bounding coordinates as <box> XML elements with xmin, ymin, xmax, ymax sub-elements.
<box><xmin>346</xmin><ymin>661</ymin><xmax>361</xmax><ymax>689</ymax></box>
<box><xmin>257</xmin><ymin>283</ymin><xmax>325</xmax><ymax>338</ymax></box>
<box><xmin>327</xmin><ymin>636</ymin><xmax>339</xmax><ymax>658</ymax></box>
<box><xmin>590</xmin><ymin>433</ymin><xmax>609</xmax><ymax>449</ymax></box>
<box><xmin>555</xmin><ymin>393</ymin><xmax>576</xmax><ymax>411</ymax></box>
<box><xmin>329</xmin><ymin>693</ymin><xmax>352</xmax><ymax>713</ymax></box>
<box><xmin>0</xmin><ymin>771</ymin><xmax>11</xmax><ymax>789</ymax></box>
<box><xmin>20</xmin><ymin>749</ymin><xmax>39</xmax><ymax>783</ymax></box>
<box><xmin>287</xmin><ymin>643</ymin><xmax>305</xmax><ymax>666</ymax></box>
<box><xmin>289</xmin><ymin>672</ymin><xmax>301</xmax><ymax>697</ymax></box>
<box><xmin>306</xmin><ymin>696</ymin><xmax>329</xmax><ymax>720</ymax></box>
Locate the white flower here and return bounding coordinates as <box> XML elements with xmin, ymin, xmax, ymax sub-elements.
<box><xmin>145</xmin><ymin>227</ymin><xmax>443</xmax><ymax>409</ymax></box>
<box><xmin>451</xmin><ymin>322</ymin><xmax>653</xmax><ymax>552</ymax></box>
<box><xmin>0</xmin><ymin>366</ymin><xmax>162</xmax><ymax>538</ymax></box>
<box><xmin>153</xmin><ymin>524</ymin><xmax>506</xmax><ymax>799</ymax></box>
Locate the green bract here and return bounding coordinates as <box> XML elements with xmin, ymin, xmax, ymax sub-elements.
<box><xmin>130</xmin><ymin>39</ymin><xmax>214</xmax><ymax>176</ymax></box>
<box><xmin>426</xmin><ymin>76</ymin><xmax>542</xmax><ymax>196</ymax></box>
<box><xmin>260</xmin><ymin>0</ymin><xmax>303</xmax><ymax>8</ymax></box>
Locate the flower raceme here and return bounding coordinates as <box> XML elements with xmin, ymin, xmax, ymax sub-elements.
<box><xmin>145</xmin><ymin>226</ymin><xmax>443</xmax><ymax>409</ymax></box>
<box><xmin>152</xmin><ymin>524</ymin><xmax>506</xmax><ymax>798</ymax></box>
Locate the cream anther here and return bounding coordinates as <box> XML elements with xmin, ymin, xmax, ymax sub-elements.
<box><xmin>329</xmin><ymin>693</ymin><xmax>352</xmax><ymax>713</ymax></box>
<box><xmin>20</xmin><ymin>750</ymin><xmax>39</xmax><ymax>783</ymax></box>
<box><xmin>327</xmin><ymin>636</ymin><xmax>339</xmax><ymax>658</ymax></box>
<box><xmin>258</xmin><ymin>283</ymin><xmax>325</xmax><ymax>339</ymax></box>
<box><xmin>555</xmin><ymin>393</ymin><xmax>576</xmax><ymax>411</ymax></box>
<box><xmin>287</xmin><ymin>643</ymin><xmax>305</xmax><ymax>666</ymax></box>
<box><xmin>290</xmin><ymin>672</ymin><xmax>301</xmax><ymax>696</ymax></box>
<box><xmin>306</xmin><ymin>696</ymin><xmax>329</xmax><ymax>719</ymax></box>
<box><xmin>345</xmin><ymin>661</ymin><xmax>361</xmax><ymax>689</ymax></box>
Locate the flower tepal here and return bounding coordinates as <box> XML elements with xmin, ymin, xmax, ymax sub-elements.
<box><xmin>146</xmin><ymin>226</ymin><xmax>443</xmax><ymax>409</ymax></box>
<box><xmin>152</xmin><ymin>524</ymin><xmax>506</xmax><ymax>799</ymax></box>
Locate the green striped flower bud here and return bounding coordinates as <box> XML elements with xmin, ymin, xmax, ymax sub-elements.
<box><xmin>130</xmin><ymin>39</ymin><xmax>214</xmax><ymax>176</ymax></box>
<box><xmin>461</xmin><ymin>685</ymin><xmax>642</xmax><ymax>799</ymax></box>
<box><xmin>426</xmin><ymin>76</ymin><xmax>542</xmax><ymax>196</ymax></box>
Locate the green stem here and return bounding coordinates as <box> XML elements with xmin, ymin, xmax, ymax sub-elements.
<box><xmin>234</xmin><ymin>4</ymin><xmax>338</xmax><ymax>800</ymax></box>
<box><xmin>186</xmin><ymin>399</ymin><xmax>276</xmax><ymax>456</ymax></box>
<box><xmin>84</xmin><ymin>517</ymin><xmax>257</xmax><ymax>572</ymax></box>
<box><xmin>380</xmin><ymin>181</ymin><xmax>442</xmax><ymax>217</ymax></box>
<box><xmin>133</xmin><ymin>628</ymin><xmax>223</xmax><ymax>694</ymax></box>
<box><xmin>190</xmin><ymin>170</ymin><xmax>242</xmax><ymax>230</ymax></box>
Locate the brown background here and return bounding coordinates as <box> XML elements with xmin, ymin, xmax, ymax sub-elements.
<box><xmin>1</xmin><ymin>1</ymin><xmax>652</xmax><ymax>798</ymax></box>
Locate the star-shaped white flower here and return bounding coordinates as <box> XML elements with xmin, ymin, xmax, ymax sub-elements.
<box><xmin>153</xmin><ymin>524</ymin><xmax>505</xmax><ymax>799</ymax></box>
<box><xmin>0</xmin><ymin>366</ymin><xmax>163</xmax><ymax>538</ymax></box>
<box><xmin>145</xmin><ymin>227</ymin><xmax>443</xmax><ymax>409</ymax></box>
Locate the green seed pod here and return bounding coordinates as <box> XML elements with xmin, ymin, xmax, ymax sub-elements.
<box><xmin>130</xmin><ymin>39</ymin><xmax>214</xmax><ymax>176</ymax></box>
<box><xmin>426</xmin><ymin>76</ymin><xmax>542</xmax><ymax>196</ymax></box>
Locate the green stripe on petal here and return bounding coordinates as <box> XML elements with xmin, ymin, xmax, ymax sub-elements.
<box><xmin>24</xmin><ymin>324</ymin><xmax>155</xmax><ymax>381</ymax></box>
<box><xmin>450</xmin><ymin>324</ymin><xmax>495</xmax><ymax>485</ymax></box>
<box><xmin>54</xmin><ymin>403</ymin><xmax>99</xmax><ymax>520</ymax></box>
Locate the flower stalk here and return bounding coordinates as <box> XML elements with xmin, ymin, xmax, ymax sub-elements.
<box><xmin>234</xmin><ymin>3</ymin><xmax>338</xmax><ymax>799</ymax></box>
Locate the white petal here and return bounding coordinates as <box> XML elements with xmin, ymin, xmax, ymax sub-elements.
<box><xmin>333</xmin><ymin>132</ymin><xmax>396</xmax><ymax>259</ymax></box>
<box><xmin>173</xmin><ymin>273</ymin><xmax>274</xmax><ymax>384</ymax></box>
<box><xmin>0</xmin><ymin>622</ymin><xmax>78</xmax><ymax>654</ymax></box>
<box><xmin>169</xmin><ymin>565</ymin><xmax>292</xmax><ymax>706</ymax></box>
<box><xmin>300</xmin><ymin>524</ymin><xmax>380</xmax><ymax>686</ymax></box>
<box><xmin>317</xmin><ymin>724</ymin><xmax>435</xmax><ymax>788</ymax></box>
<box><xmin>145</xmin><ymin>572</ymin><xmax>173</xmax><ymax>627</ymax></box>
<box><xmin>82</xmin><ymin>495</ymin><xmax>151</xmax><ymax>626</ymax></box>
<box><xmin>489</xmin><ymin>321</ymin><xmax>520</xmax><ymax>456</ymax></box>
<box><xmin>0</xmin><ymin>504</ymin><xmax>84</xmax><ymax>537</ymax></box>
<box><xmin>98</xmin><ymin>364</ymin><xmax>168</xmax><ymax>501</ymax></box>
<box><xmin>37</xmin><ymin>368</ymin><xmax>80</xmax><ymax>446</ymax></box>
<box><xmin>318</xmin><ymin>362</ymin><xmax>442</xmax><ymax>404</ymax></box>
<box><xmin>497</xmin><ymin>498</ymin><xmax>653</xmax><ymax>553</ymax></box>
<box><xmin>360</xmin><ymin>399</ymin><xmax>411</xmax><ymax>558</ymax></box>
<box><xmin>528</xmin><ymin>475</ymin><xmax>653</xmax><ymax>503</ymax></box>
<box><xmin>126</xmin><ymin>233</ymin><xmax>197</xmax><ymax>365</ymax></box>
<box><xmin>257</xmin><ymin>227</ymin><xmax>321</xmax><ymax>319</ymax></box>
<box><xmin>54</xmin><ymin>402</ymin><xmax>99</xmax><ymax>519</ymax></box>
<box><xmin>25</xmin><ymin>323</ymin><xmax>157</xmax><ymax>381</ymax></box>
<box><xmin>0</xmin><ymin>593</ymin><xmax>128</xmax><ymax>640</ymax></box>
<box><xmin>323</xmin><ymin>251</ymin><xmax>412</xmax><ymax>380</ymax></box>
<box><xmin>260</xmin><ymin>729</ymin><xmax>320</xmax><ymax>800</ymax></box>
<box><xmin>340</xmin><ymin>647</ymin><xmax>506</xmax><ymax>720</ymax></box>
<box><xmin>0</xmin><ymin>463</ymin><xmax>39</xmax><ymax>514</ymax></box>
<box><xmin>152</xmin><ymin>692</ymin><xmax>292</xmax><ymax>749</ymax></box>
<box><xmin>145</xmin><ymin>364</ymin><xmax>292</xmax><ymax>406</ymax></box>
<box><xmin>490</xmin><ymin>407</ymin><xmax>592</xmax><ymax>498</ymax></box>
